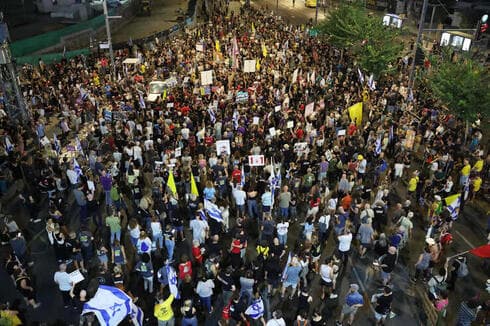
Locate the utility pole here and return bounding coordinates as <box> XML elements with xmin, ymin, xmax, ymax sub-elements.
<box><xmin>102</xmin><ymin>0</ymin><xmax>121</xmax><ymax>78</ymax></box>
<box><xmin>408</xmin><ymin>0</ymin><xmax>429</xmax><ymax>91</ymax></box>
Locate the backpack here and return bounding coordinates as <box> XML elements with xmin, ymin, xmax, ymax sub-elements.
<box><xmin>457</xmin><ymin>260</ymin><xmax>469</xmax><ymax>278</ymax></box>
<box><xmin>433</xmin><ymin>276</ymin><xmax>448</xmax><ymax>293</ymax></box>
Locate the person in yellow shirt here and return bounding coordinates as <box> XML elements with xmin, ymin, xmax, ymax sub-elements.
<box><xmin>154</xmin><ymin>289</ymin><xmax>174</xmax><ymax>326</ymax></box>
<box><xmin>460</xmin><ymin>158</ymin><xmax>471</xmax><ymax>187</ymax></box>
<box><xmin>470</xmin><ymin>176</ymin><xmax>482</xmax><ymax>201</ymax></box>
<box><xmin>473</xmin><ymin>157</ymin><xmax>484</xmax><ymax>173</ymax></box>
<box><xmin>408</xmin><ymin>171</ymin><xmax>419</xmax><ymax>201</ymax></box>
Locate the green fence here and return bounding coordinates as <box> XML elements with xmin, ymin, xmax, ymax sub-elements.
<box><xmin>15</xmin><ymin>48</ymin><xmax>91</xmax><ymax>66</ymax></box>
<box><xmin>10</xmin><ymin>14</ymin><xmax>105</xmax><ymax>57</ymax></box>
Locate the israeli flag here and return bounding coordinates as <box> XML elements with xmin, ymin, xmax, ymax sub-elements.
<box><xmin>5</xmin><ymin>136</ymin><xmax>13</xmax><ymax>153</ymax></box>
<box><xmin>53</xmin><ymin>133</ymin><xmax>61</xmax><ymax>155</ymax></box>
<box><xmin>208</xmin><ymin>107</ymin><xmax>216</xmax><ymax>124</ymax></box>
<box><xmin>129</xmin><ymin>302</ymin><xmax>144</xmax><ymax>326</ymax></box>
<box><xmin>80</xmin><ymin>87</ymin><xmax>89</xmax><ymax>101</ymax></box>
<box><xmin>357</xmin><ymin>68</ymin><xmax>364</xmax><ymax>84</ymax></box>
<box><xmin>245</xmin><ymin>297</ymin><xmax>265</xmax><ymax>319</ymax></box>
<box><xmin>240</xmin><ymin>164</ymin><xmax>245</xmax><ymax>188</ymax></box>
<box><xmin>82</xmin><ymin>285</ymin><xmax>132</xmax><ymax>326</ymax></box>
<box><xmin>407</xmin><ymin>88</ymin><xmax>414</xmax><ymax>102</ymax></box>
<box><xmin>138</xmin><ymin>93</ymin><xmax>146</xmax><ymax>109</ymax></box>
<box><xmin>233</xmin><ymin>110</ymin><xmax>239</xmax><ymax>130</ymax></box>
<box><xmin>367</xmin><ymin>74</ymin><xmax>376</xmax><ymax>91</ymax></box>
<box><xmin>204</xmin><ymin>199</ymin><xmax>223</xmax><ymax>223</ymax></box>
<box><xmin>375</xmin><ymin>135</ymin><xmax>382</xmax><ymax>155</ymax></box>
<box><xmin>166</xmin><ymin>264</ymin><xmax>180</xmax><ymax>299</ymax></box>
<box><xmin>75</xmin><ymin>137</ymin><xmax>84</xmax><ymax>156</ymax></box>
<box><xmin>73</xmin><ymin>158</ymin><xmax>83</xmax><ymax>178</ymax></box>
<box><xmin>198</xmin><ymin>209</ymin><xmax>207</xmax><ymax>221</ymax></box>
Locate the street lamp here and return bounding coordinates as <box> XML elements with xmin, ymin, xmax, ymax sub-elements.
<box><xmin>102</xmin><ymin>0</ymin><xmax>121</xmax><ymax>78</ymax></box>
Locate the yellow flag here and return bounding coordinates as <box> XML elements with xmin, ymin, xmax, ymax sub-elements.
<box><xmin>197</xmin><ymin>29</ymin><xmax>201</xmax><ymax>38</ymax></box>
<box><xmin>348</xmin><ymin>102</ymin><xmax>363</xmax><ymax>126</ymax></box>
<box><xmin>200</xmin><ymin>87</ymin><xmax>205</xmax><ymax>96</ymax></box>
<box><xmin>262</xmin><ymin>43</ymin><xmax>267</xmax><ymax>58</ymax></box>
<box><xmin>162</xmin><ymin>88</ymin><xmax>167</xmax><ymax>100</ymax></box>
<box><xmin>167</xmin><ymin>170</ymin><xmax>177</xmax><ymax>194</ymax></box>
<box><xmin>444</xmin><ymin>193</ymin><xmax>460</xmax><ymax>206</ymax></box>
<box><xmin>190</xmin><ymin>173</ymin><xmax>199</xmax><ymax>196</ymax></box>
<box><xmin>256</xmin><ymin>59</ymin><xmax>261</xmax><ymax>71</ymax></box>
<box><xmin>251</xmin><ymin>22</ymin><xmax>255</xmax><ymax>34</ymax></box>
<box><xmin>215</xmin><ymin>40</ymin><xmax>220</xmax><ymax>52</ymax></box>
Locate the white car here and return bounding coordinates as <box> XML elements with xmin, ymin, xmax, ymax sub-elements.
<box><xmin>147</xmin><ymin>77</ymin><xmax>178</xmax><ymax>102</ymax></box>
<box><xmin>90</xmin><ymin>0</ymin><xmax>130</xmax><ymax>12</ymax></box>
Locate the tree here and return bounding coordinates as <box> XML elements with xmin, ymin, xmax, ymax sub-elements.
<box><xmin>318</xmin><ymin>1</ymin><xmax>403</xmax><ymax>78</ymax></box>
<box><xmin>425</xmin><ymin>53</ymin><xmax>490</xmax><ymax>122</ymax></box>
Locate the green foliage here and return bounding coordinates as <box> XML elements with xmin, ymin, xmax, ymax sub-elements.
<box><xmin>318</xmin><ymin>1</ymin><xmax>403</xmax><ymax>77</ymax></box>
<box><xmin>426</xmin><ymin>53</ymin><xmax>490</xmax><ymax>121</ymax></box>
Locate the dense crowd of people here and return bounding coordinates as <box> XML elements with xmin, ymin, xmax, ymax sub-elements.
<box><xmin>0</xmin><ymin>1</ymin><xmax>489</xmax><ymax>326</ymax></box>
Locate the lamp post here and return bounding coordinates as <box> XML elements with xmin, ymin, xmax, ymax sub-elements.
<box><xmin>408</xmin><ymin>0</ymin><xmax>429</xmax><ymax>91</ymax></box>
<box><xmin>102</xmin><ymin>0</ymin><xmax>121</xmax><ymax>78</ymax></box>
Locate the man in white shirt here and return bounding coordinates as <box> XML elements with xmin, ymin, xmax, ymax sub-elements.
<box><xmin>276</xmin><ymin>220</ymin><xmax>289</xmax><ymax>245</ymax></box>
<box><xmin>337</xmin><ymin>228</ymin><xmax>353</xmax><ymax>272</ymax></box>
<box><xmin>54</xmin><ymin>263</ymin><xmax>73</xmax><ymax>307</ymax></box>
<box><xmin>266</xmin><ymin>310</ymin><xmax>286</xmax><ymax>326</ymax></box>
<box><xmin>66</xmin><ymin>163</ymin><xmax>79</xmax><ymax>187</ymax></box>
<box><xmin>232</xmin><ymin>184</ymin><xmax>246</xmax><ymax>218</ymax></box>
<box><xmin>318</xmin><ymin>213</ymin><xmax>331</xmax><ymax>244</ymax></box>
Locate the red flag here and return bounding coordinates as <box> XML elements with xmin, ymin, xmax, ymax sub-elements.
<box><xmin>470</xmin><ymin>244</ymin><xmax>490</xmax><ymax>258</ymax></box>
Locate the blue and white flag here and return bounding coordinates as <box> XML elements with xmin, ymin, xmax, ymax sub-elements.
<box><xmin>232</xmin><ymin>110</ymin><xmax>239</xmax><ymax>130</ymax></box>
<box><xmin>208</xmin><ymin>107</ymin><xmax>216</xmax><ymax>124</ymax></box>
<box><xmin>198</xmin><ymin>209</ymin><xmax>207</xmax><ymax>222</ymax></box>
<box><xmin>375</xmin><ymin>135</ymin><xmax>382</xmax><ymax>155</ymax></box>
<box><xmin>80</xmin><ymin>87</ymin><xmax>89</xmax><ymax>101</ymax></box>
<box><xmin>73</xmin><ymin>158</ymin><xmax>83</xmax><ymax>178</ymax></box>
<box><xmin>129</xmin><ymin>302</ymin><xmax>144</xmax><ymax>326</ymax></box>
<box><xmin>75</xmin><ymin>136</ymin><xmax>84</xmax><ymax>156</ymax></box>
<box><xmin>282</xmin><ymin>252</ymin><xmax>292</xmax><ymax>280</ymax></box>
<box><xmin>367</xmin><ymin>74</ymin><xmax>376</xmax><ymax>91</ymax></box>
<box><xmin>204</xmin><ymin>199</ymin><xmax>223</xmax><ymax>223</ymax></box>
<box><xmin>245</xmin><ymin>297</ymin><xmax>265</xmax><ymax>319</ymax></box>
<box><xmin>5</xmin><ymin>136</ymin><xmax>13</xmax><ymax>153</ymax></box>
<box><xmin>82</xmin><ymin>285</ymin><xmax>132</xmax><ymax>326</ymax></box>
<box><xmin>166</xmin><ymin>264</ymin><xmax>180</xmax><ymax>299</ymax></box>
<box><xmin>240</xmin><ymin>164</ymin><xmax>245</xmax><ymax>188</ymax></box>
<box><xmin>407</xmin><ymin>88</ymin><xmax>414</xmax><ymax>102</ymax></box>
<box><xmin>138</xmin><ymin>93</ymin><xmax>146</xmax><ymax>109</ymax></box>
<box><xmin>357</xmin><ymin>68</ymin><xmax>364</xmax><ymax>85</ymax></box>
<box><xmin>53</xmin><ymin>133</ymin><xmax>61</xmax><ymax>155</ymax></box>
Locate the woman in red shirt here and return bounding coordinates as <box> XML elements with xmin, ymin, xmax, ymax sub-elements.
<box><xmin>229</xmin><ymin>234</ymin><xmax>242</xmax><ymax>269</ymax></box>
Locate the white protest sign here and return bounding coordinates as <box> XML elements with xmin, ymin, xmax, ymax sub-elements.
<box><xmin>87</xmin><ymin>180</ymin><xmax>95</xmax><ymax>191</ymax></box>
<box><xmin>248</xmin><ymin>155</ymin><xmax>265</xmax><ymax>166</ymax></box>
<box><xmin>167</xmin><ymin>102</ymin><xmax>174</xmax><ymax>108</ymax></box>
<box><xmin>196</xmin><ymin>43</ymin><xmax>204</xmax><ymax>52</ymax></box>
<box><xmin>269</xmin><ymin>127</ymin><xmax>276</xmax><ymax>136</ymax></box>
<box><xmin>200</xmin><ymin>70</ymin><xmax>213</xmax><ymax>85</ymax></box>
<box><xmin>253</xmin><ymin>117</ymin><xmax>260</xmax><ymax>125</ymax></box>
<box><xmin>292</xmin><ymin>68</ymin><xmax>298</xmax><ymax>83</ymax></box>
<box><xmin>175</xmin><ymin>147</ymin><xmax>182</xmax><ymax>158</ymax></box>
<box><xmin>69</xmin><ymin>269</ymin><xmax>85</xmax><ymax>284</ymax></box>
<box><xmin>274</xmin><ymin>105</ymin><xmax>281</xmax><ymax>112</ymax></box>
<box><xmin>337</xmin><ymin>129</ymin><xmax>346</xmax><ymax>136</ymax></box>
<box><xmin>294</xmin><ymin>142</ymin><xmax>308</xmax><ymax>155</ymax></box>
<box><xmin>304</xmin><ymin>102</ymin><xmax>315</xmax><ymax>118</ymax></box>
<box><xmin>244</xmin><ymin>60</ymin><xmax>256</xmax><ymax>73</ymax></box>
<box><xmin>287</xmin><ymin>121</ymin><xmax>294</xmax><ymax>129</ymax></box>
<box><xmin>216</xmin><ymin>140</ymin><xmax>231</xmax><ymax>156</ymax></box>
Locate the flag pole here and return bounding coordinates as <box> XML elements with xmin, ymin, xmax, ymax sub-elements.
<box><xmin>446</xmin><ymin>250</ymin><xmax>470</xmax><ymax>261</ymax></box>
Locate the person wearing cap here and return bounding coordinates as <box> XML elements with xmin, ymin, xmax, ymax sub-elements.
<box><xmin>336</xmin><ymin>283</ymin><xmax>364</xmax><ymax>326</ymax></box>
<box><xmin>356</xmin><ymin>154</ymin><xmax>367</xmax><ymax>180</ymax></box>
